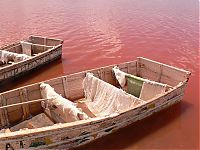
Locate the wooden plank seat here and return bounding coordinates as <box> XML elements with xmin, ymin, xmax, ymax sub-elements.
<box><xmin>20</xmin><ymin>41</ymin><xmax>55</xmax><ymax>56</ymax></box>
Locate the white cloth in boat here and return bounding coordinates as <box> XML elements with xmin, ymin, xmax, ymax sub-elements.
<box><xmin>83</xmin><ymin>73</ymin><xmax>145</xmax><ymax>117</ymax></box>
<box><xmin>20</xmin><ymin>41</ymin><xmax>32</xmax><ymax>56</ymax></box>
<box><xmin>112</xmin><ymin>67</ymin><xmax>167</xmax><ymax>101</ymax></box>
<box><xmin>40</xmin><ymin>83</ymin><xmax>89</xmax><ymax>123</ymax></box>
<box><xmin>113</xmin><ymin>66</ymin><xmax>126</xmax><ymax>87</ymax></box>
<box><xmin>139</xmin><ymin>79</ymin><xmax>167</xmax><ymax>100</ymax></box>
<box><xmin>0</xmin><ymin>50</ymin><xmax>31</xmax><ymax>64</ymax></box>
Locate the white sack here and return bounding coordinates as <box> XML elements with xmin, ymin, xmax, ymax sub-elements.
<box><xmin>13</xmin><ymin>53</ymin><xmax>31</xmax><ymax>62</ymax></box>
<box><xmin>0</xmin><ymin>50</ymin><xmax>14</xmax><ymax>64</ymax></box>
<box><xmin>0</xmin><ymin>50</ymin><xmax>31</xmax><ymax>64</ymax></box>
<box><xmin>83</xmin><ymin>73</ymin><xmax>145</xmax><ymax>117</ymax></box>
<box><xmin>40</xmin><ymin>83</ymin><xmax>89</xmax><ymax>122</ymax></box>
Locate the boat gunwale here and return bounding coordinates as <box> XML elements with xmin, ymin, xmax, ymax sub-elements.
<box><xmin>138</xmin><ymin>57</ymin><xmax>191</xmax><ymax>76</ymax></box>
<box><xmin>29</xmin><ymin>35</ymin><xmax>64</xmax><ymax>44</ymax></box>
<box><xmin>0</xmin><ymin>35</ymin><xmax>63</xmax><ymax>49</ymax></box>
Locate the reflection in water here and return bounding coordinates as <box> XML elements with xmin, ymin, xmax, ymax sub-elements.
<box><xmin>0</xmin><ymin>0</ymin><xmax>198</xmax><ymax>149</ymax></box>
<box><xmin>85</xmin><ymin>4</ymin><xmax>122</xmax><ymax>59</ymax></box>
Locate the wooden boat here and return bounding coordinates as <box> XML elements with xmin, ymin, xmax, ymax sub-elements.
<box><xmin>0</xmin><ymin>36</ymin><xmax>63</xmax><ymax>83</ymax></box>
<box><xmin>0</xmin><ymin>57</ymin><xmax>191</xmax><ymax>149</ymax></box>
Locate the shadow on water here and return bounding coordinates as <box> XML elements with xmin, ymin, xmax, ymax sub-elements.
<box><xmin>76</xmin><ymin>101</ymin><xmax>192</xmax><ymax>150</ymax></box>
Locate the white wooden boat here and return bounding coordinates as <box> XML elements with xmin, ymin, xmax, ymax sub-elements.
<box><xmin>0</xmin><ymin>57</ymin><xmax>191</xmax><ymax>149</ymax></box>
<box><xmin>0</xmin><ymin>36</ymin><xmax>63</xmax><ymax>83</ymax></box>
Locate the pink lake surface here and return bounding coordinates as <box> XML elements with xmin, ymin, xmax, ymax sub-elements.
<box><xmin>0</xmin><ymin>0</ymin><xmax>199</xmax><ymax>149</ymax></box>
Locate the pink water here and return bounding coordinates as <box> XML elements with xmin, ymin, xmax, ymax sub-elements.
<box><xmin>0</xmin><ymin>0</ymin><xmax>199</xmax><ymax>149</ymax></box>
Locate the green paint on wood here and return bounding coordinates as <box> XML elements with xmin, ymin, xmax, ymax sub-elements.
<box><xmin>148</xmin><ymin>103</ymin><xmax>156</xmax><ymax>109</ymax></box>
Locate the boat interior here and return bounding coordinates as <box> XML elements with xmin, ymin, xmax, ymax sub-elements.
<box><xmin>0</xmin><ymin>36</ymin><xmax>63</xmax><ymax>68</ymax></box>
<box><xmin>0</xmin><ymin>57</ymin><xmax>190</xmax><ymax>134</ymax></box>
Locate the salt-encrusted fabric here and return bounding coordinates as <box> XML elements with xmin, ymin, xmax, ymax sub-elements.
<box><xmin>83</xmin><ymin>73</ymin><xmax>145</xmax><ymax>117</ymax></box>
<box><xmin>40</xmin><ymin>83</ymin><xmax>89</xmax><ymax>123</ymax></box>
<box><xmin>0</xmin><ymin>50</ymin><xmax>31</xmax><ymax>64</ymax></box>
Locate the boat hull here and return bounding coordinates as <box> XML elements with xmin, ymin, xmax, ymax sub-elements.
<box><xmin>0</xmin><ymin>45</ymin><xmax>62</xmax><ymax>84</ymax></box>
<box><xmin>0</xmin><ymin>81</ymin><xmax>187</xmax><ymax>149</ymax></box>
<box><xmin>0</xmin><ymin>36</ymin><xmax>63</xmax><ymax>84</ymax></box>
